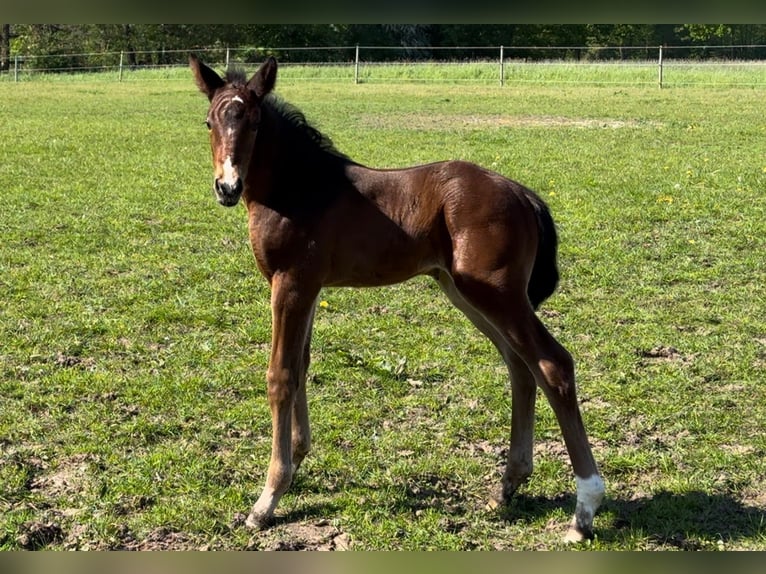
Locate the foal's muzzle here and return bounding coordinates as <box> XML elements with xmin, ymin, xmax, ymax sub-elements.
<box><xmin>214</xmin><ymin>177</ymin><xmax>243</xmax><ymax>207</ymax></box>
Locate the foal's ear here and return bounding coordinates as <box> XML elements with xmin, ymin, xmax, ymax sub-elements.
<box><xmin>248</xmin><ymin>57</ymin><xmax>277</xmax><ymax>99</ymax></box>
<box><xmin>190</xmin><ymin>54</ymin><xmax>225</xmax><ymax>101</ymax></box>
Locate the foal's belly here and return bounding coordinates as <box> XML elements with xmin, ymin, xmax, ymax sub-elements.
<box><xmin>323</xmin><ymin>237</ymin><xmax>440</xmax><ymax>288</ymax></box>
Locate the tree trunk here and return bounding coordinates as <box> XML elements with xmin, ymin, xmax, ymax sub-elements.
<box><xmin>1</xmin><ymin>24</ymin><xmax>10</xmax><ymax>72</ymax></box>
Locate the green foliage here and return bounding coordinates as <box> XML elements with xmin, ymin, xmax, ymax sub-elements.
<box><xmin>679</xmin><ymin>24</ymin><xmax>733</xmax><ymax>43</ymax></box>
<box><xmin>5</xmin><ymin>24</ymin><xmax>766</xmax><ymax>72</ymax></box>
<box><xmin>1</xmin><ymin>68</ymin><xmax>765</xmax><ymax>550</ymax></box>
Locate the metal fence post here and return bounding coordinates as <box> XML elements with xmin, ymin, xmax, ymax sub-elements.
<box><xmin>225</xmin><ymin>47</ymin><xmax>230</xmax><ymax>69</ymax></box>
<box><xmin>14</xmin><ymin>54</ymin><xmax>18</xmax><ymax>82</ymax></box>
<box><xmin>354</xmin><ymin>44</ymin><xmax>360</xmax><ymax>84</ymax></box>
<box><xmin>119</xmin><ymin>51</ymin><xmax>124</xmax><ymax>82</ymax></box>
<box><xmin>500</xmin><ymin>45</ymin><xmax>505</xmax><ymax>86</ymax></box>
<box><xmin>658</xmin><ymin>45</ymin><xmax>663</xmax><ymax>89</ymax></box>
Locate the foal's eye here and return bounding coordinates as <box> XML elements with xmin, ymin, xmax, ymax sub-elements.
<box><xmin>204</xmin><ymin>119</ymin><xmax>212</xmax><ymax>130</ymax></box>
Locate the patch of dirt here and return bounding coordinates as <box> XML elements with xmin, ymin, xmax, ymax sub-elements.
<box><xmin>29</xmin><ymin>453</ymin><xmax>96</xmax><ymax>499</ymax></box>
<box><xmin>361</xmin><ymin>112</ymin><xmax>662</xmax><ymax>131</ymax></box>
<box><xmin>650</xmin><ymin>532</ymin><xmax>706</xmax><ymax>551</ymax></box>
<box><xmin>721</xmin><ymin>444</ymin><xmax>756</xmax><ymax>456</ymax></box>
<box><xmin>637</xmin><ymin>345</ymin><xmax>693</xmax><ymax>363</ymax></box>
<box><xmin>245</xmin><ymin>519</ymin><xmax>352</xmax><ymax>551</ymax></box>
<box><xmin>16</xmin><ymin>521</ymin><xmax>65</xmax><ymax>550</ymax></box>
<box><xmin>405</xmin><ymin>473</ymin><xmax>469</xmax><ymax>515</ymax></box>
<box><xmin>464</xmin><ymin>438</ymin><xmax>501</xmax><ymax>459</ymax></box>
<box><xmin>740</xmin><ymin>487</ymin><xmax>766</xmax><ymax>509</ymax></box>
<box><xmin>107</xmin><ymin>525</ymin><xmax>208</xmax><ymax>551</ymax></box>
<box><xmin>532</xmin><ymin>439</ymin><xmax>570</xmax><ymax>459</ymax></box>
<box><xmin>539</xmin><ymin>308</ymin><xmax>561</xmax><ymax>320</ymax></box>
<box><xmin>54</xmin><ymin>351</ymin><xmax>96</xmax><ymax>371</ymax></box>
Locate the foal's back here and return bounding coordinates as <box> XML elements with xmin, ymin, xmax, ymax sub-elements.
<box><xmin>319</xmin><ymin>159</ymin><xmax>541</xmax><ymax>289</ymax></box>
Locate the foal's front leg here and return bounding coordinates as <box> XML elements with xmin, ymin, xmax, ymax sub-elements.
<box><xmin>246</xmin><ymin>274</ymin><xmax>318</xmax><ymax>529</ymax></box>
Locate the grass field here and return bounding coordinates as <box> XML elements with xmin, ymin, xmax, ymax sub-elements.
<box><xmin>1</xmin><ymin>65</ymin><xmax>765</xmax><ymax>550</ymax></box>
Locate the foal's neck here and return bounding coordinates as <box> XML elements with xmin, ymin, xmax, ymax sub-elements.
<box><xmin>249</xmin><ymin>101</ymin><xmax>353</xmax><ymax>216</ymax></box>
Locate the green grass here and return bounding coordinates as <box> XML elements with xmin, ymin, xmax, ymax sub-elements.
<box><xmin>1</xmin><ymin>67</ymin><xmax>766</xmax><ymax>550</ymax></box>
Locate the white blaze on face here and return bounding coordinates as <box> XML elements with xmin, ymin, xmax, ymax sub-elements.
<box><xmin>215</xmin><ymin>96</ymin><xmax>249</xmax><ymax>189</ymax></box>
<box><xmin>221</xmin><ymin>156</ymin><xmax>239</xmax><ymax>186</ymax></box>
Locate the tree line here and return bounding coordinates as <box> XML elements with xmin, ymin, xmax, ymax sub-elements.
<box><xmin>3</xmin><ymin>24</ymin><xmax>766</xmax><ymax>71</ymax></box>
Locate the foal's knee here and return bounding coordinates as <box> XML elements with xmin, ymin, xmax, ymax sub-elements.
<box><xmin>266</xmin><ymin>367</ymin><xmax>296</xmax><ymax>405</ymax></box>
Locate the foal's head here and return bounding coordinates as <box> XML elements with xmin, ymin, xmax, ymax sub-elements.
<box><xmin>190</xmin><ymin>55</ymin><xmax>277</xmax><ymax>206</ymax></box>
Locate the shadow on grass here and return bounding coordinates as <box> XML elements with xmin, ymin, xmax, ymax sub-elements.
<box><xmin>504</xmin><ymin>490</ymin><xmax>766</xmax><ymax>548</ymax></box>
<box><xmin>604</xmin><ymin>490</ymin><xmax>766</xmax><ymax>548</ymax></box>
<box><xmin>252</xmin><ymin>468</ymin><xmax>766</xmax><ymax>548</ymax></box>
<box><xmin>270</xmin><ymin>474</ymin><xmax>346</xmax><ymax>525</ymax></box>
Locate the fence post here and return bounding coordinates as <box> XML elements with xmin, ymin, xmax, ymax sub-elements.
<box><xmin>225</xmin><ymin>47</ymin><xmax>230</xmax><ymax>69</ymax></box>
<box><xmin>119</xmin><ymin>51</ymin><xmax>124</xmax><ymax>82</ymax></box>
<box><xmin>354</xmin><ymin>44</ymin><xmax>360</xmax><ymax>84</ymax></box>
<box><xmin>658</xmin><ymin>45</ymin><xmax>663</xmax><ymax>89</ymax></box>
<box><xmin>14</xmin><ymin>54</ymin><xmax>18</xmax><ymax>82</ymax></box>
<box><xmin>499</xmin><ymin>45</ymin><xmax>504</xmax><ymax>86</ymax></box>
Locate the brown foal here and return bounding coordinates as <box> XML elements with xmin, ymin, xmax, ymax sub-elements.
<box><xmin>190</xmin><ymin>55</ymin><xmax>604</xmax><ymax>542</ymax></box>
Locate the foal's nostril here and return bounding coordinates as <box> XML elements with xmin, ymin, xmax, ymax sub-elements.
<box><xmin>213</xmin><ymin>177</ymin><xmax>244</xmax><ymax>205</ymax></box>
<box><xmin>215</xmin><ymin>178</ymin><xmax>242</xmax><ymax>194</ymax></box>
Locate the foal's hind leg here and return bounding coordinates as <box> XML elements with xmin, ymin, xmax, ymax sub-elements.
<box><xmin>495</xmin><ymin>352</ymin><xmax>537</xmax><ymax>504</ymax></box>
<box><xmin>498</xmin><ymin>305</ymin><xmax>603</xmax><ymax>541</ymax></box>
<box><xmin>291</xmin><ymin>306</ymin><xmax>315</xmax><ymax>474</ymax></box>
<box><xmin>436</xmin><ymin>272</ymin><xmax>536</xmax><ymax>504</ymax></box>
<box><xmin>447</xmin><ymin>269</ymin><xmax>604</xmax><ymax>541</ymax></box>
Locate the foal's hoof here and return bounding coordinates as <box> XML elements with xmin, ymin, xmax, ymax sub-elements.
<box><xmin>563</xmin><ymin>520</ymin><xmax>594</xmax><ymax>544</ymax></box>
<box><xmin>486</xmin><ymin>480</ymin><xmax>522</xmax><ymax>510</ymax></box>
<box><xmin>486</xmin><ymin>485</ymin><xmax>508</xmax><ymax>510</ymax></box>
<box><xmin>245</xmin><ymin>511</ymin><xmax>275</xmax><ymax>531</ymax></box>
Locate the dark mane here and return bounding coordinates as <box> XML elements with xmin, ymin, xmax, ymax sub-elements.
<box><xmin>263</xmin><ymin>94</ymin><xmax>348</xmax><ymax>160</ymax></box>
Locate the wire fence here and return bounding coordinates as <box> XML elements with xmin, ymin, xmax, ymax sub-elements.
<box><xmin>3</xmin><ymin>44</ymin><xmax>766</xmax><ymax>88</ymax></box>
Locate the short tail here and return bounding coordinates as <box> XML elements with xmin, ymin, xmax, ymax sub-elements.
<box><xmin>527</xmin><ymin>193</ymin><xmax>560</xmax><ymax>310</ymax></box>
